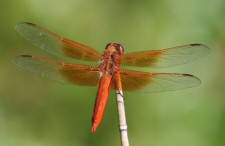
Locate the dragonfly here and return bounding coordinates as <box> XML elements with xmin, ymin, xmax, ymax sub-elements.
<box><xmin>13</xmin><ymin>22</ymin><xmax>210</xmax><ymax>132</ymax></box>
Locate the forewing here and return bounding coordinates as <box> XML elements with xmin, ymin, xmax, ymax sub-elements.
<box><xmin>15</xmin><ymin>22</ymin><xmax>102</xmax><ymax>61</ymax></box>
<box><xmin>119</xmin><ymin>69</ymin><xmax>201</xmax><ymax>93</ymax></box>
<box><xmin>122</xmin><ymin>44</ymin><xmax>210</xmax><ymax>68</ymax></box>
<box><xmin>13</xmin><ymin>55</ymin><xmax>100</xmax><ymax>87</ymax></box>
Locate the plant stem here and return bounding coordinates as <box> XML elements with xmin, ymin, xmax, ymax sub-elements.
<box><xmin>116</xmin><ymin>90</ymin><xmax>130</xmax><ymax>146</ymax></box>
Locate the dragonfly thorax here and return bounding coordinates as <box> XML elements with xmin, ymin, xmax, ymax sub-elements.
<box><xmin>100</xmin><ymin>43</ymin><xmax>124</xmax><ymax>75</ymax></box>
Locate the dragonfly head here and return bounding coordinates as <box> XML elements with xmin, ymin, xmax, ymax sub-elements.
<box><xmin>105</xmin><ymin>43</ymin><xmax>124</xmax><ymax>55</ymax></box>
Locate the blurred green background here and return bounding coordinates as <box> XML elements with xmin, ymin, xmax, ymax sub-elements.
<box><xmin>0</xmin><ymin>0</ymin><xmax>224</xmax><ymax>146</ymax></box>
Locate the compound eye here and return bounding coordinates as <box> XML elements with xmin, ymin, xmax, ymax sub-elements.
<box><xmin>119</xmin><ymin>45</ymin><xmax>124</xmax><ymax>53</ymax></box>
<box><xmin>105</xmin><ymin>43</ymin><xmax>113</xmax><ymax>50</ymax></box>
<box><xmin>117</xmin><ymin>45</ymin><xmax>124</xmax><ymax>55</ymax></box>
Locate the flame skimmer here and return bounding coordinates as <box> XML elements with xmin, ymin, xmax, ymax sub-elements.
<box><xmin>13</xmin><ymin>22</ymin><xmax>210</xmax><ymax>132</ymax></box>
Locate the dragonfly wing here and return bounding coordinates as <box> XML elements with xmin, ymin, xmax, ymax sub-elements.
<box><xmin>15</xmin><ymin>22</ymin><xmax>102</xmax><ymax>61</ymax></box>
<box><xmin>13</xmin><ymin>55</ymin><xmax>100</xmax><ymax>87</ymax></box>
<box><xmin>119</xmin><ymin>69</ymin><xmax>201</xmax><ymax>93</ymax></box>
<box><xmin>122</xmin><ymin>44</ymin><xmax>210</xmax><ymax>68</ymax></box>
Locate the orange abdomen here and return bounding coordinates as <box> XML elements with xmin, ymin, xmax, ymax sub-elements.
<box><xmin>92</xmin><ymin>73</ymin><xmax>112</xmax><ymax>132</ymax></box>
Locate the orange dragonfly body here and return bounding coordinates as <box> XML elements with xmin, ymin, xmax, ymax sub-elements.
<box><xmin>13</xmin><ymin>22</ymin><xmax>210</xmax><ymax>132</ymax></box>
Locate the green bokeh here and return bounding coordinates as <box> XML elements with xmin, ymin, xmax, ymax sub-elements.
<box><xmin>0</xmin><ymin>0</ymin><xmax>224</xmax><ymax>146</ymax></box>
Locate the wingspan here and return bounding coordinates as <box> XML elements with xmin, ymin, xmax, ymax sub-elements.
<box><xmin>122</xmin><ymin>44</ymin><xmax>210</xmax><ymax>68</ymax></box>
<box><xmin>13</xmin><ymin>55</ymin><xmax>100</xmax><ymax>87</ymax></box>
<box><xmin>15</xmin><ymin>22</ymin><xmax>102</xmax><ymax>61</ymax></box>
<box><xmin>119</xmin><ymin>69</ymin><xmax>201</xmax><ymax>93</ymax></box>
